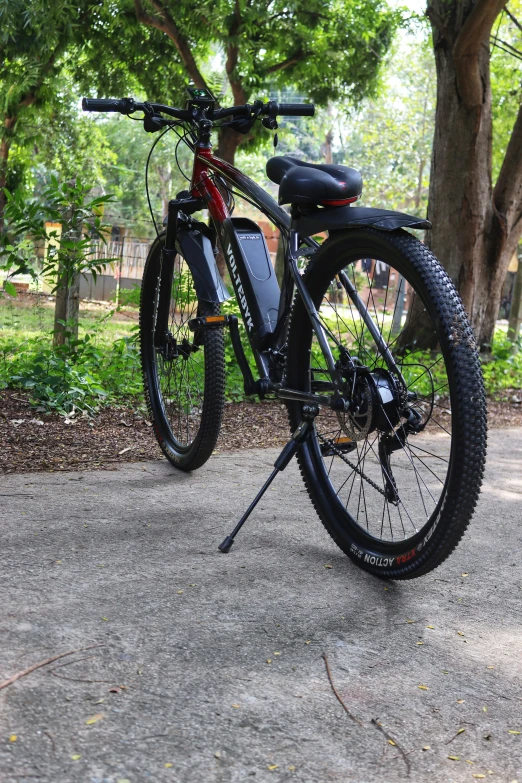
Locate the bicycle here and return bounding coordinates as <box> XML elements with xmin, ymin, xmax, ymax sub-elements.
<box><xmin>82</xmin><ymin>88</ymin><xmax>487</xmax><ymax>579</ymax></box>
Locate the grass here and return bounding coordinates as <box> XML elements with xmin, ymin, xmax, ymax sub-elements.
<box><xmin>1</xmin><ymin>292</ymin><xmax>521</xmax><ymax>417</ymax></box>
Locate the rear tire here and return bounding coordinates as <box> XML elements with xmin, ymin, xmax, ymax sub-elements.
<box><xmin>140</xmin><ymin>233</ymin><xmax>225</xmax><ymax>471</ymax></box>
<box><xmin>285</xmin><ymin>228</ymin><xmax>487</xmax><ymax>579</ymax></box>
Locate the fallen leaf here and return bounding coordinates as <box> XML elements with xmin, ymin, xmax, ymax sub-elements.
<box><xmin>406</xmin><ymin>619</ymin><xmax>415</xmax><ymax>624</ymax></box>
<box><xmin>117</xmin><ymin>779</ymin><xmax>131</xmax><ymax>783</ymax></box>
<box><xmin>483</xmin><ymin>734</ymin><xmax>491</xmax><ymax>740</ymax></box>
<box><xmin>118</xmin><ymin>446</ymin><xmax>132</xmax><ymax>455</ymax></box>
<box><xmin>448</xmin><ymin>755</ymin><xmax>460</xmax><ymax>761</ymax></box>
<box><xmin>388</xmin><ymin>739</ymin><xmax>396</xmax><ymax>746</ymax></box>
<box><xmin>266</xmin><ymin>659</ymin><xmax>272</xmax><ymax>664</ymax></box>
<box><xmin>288</xmin><ymin>766</ymin><xmax>296</xmax><ymax>771</ymax></box>
<box><xmin>416</xmin><ymin>641</ymin><xmax>424</xmax><ymax>645</ymax></box>
<box><xmin>9</xmin><ymin>735</ymin><xmax>17</xmax><ymax>742</ymax></box>
<box><xmin>164</xmin><ymin>763</ymin><xmax>173</xmax><ymax>768</ymax></box>
<box><xmin>71</xmin><ymin>754</ymin><xmax>81</xmax><ymax>761</ymax></box>
<box><xmin>508</xmin><ymin>730</ymin><xmax>521</xmax><ymax>735</ymax></box>
<box><xmin>85</xmin><ymin>713</ymin><xmax>104</xmax><ymax>725</ymax></box>
<box><xmin>108</xmin><ymin>687</ymin><xmax>120</xmax><ymax>693</ymax></box>
<box><xmin>214</xmin><ymin>751</ymin><xmax>222</xmax><ymax>759</ymax></box>
<box><xmin>324</xmin><ymin>564</ymin><xmax>333</xmax><ymax>569</ymax></box>
<box><xmin>418</xmin><ymin>685</ymin><xmax>429</xmax><ymax>691</ymax></box>
<box><xmin>177</xmin><ymin>590</ymin><xmax>183</xmax><ymax>595</ymax></box>
<box><xmin>274</xmin><ymin>651</ymin><xmax>281</xmax><ymax>656</ymax></box>
<box><xmin>457</xmin><ymin>699</ymin><xmax>465</xmax><ymax>704</ymax></box>
<box><xmin>472</xmin><ymin>776</ymin><xmax>486</xmax><ymax>779</ymax></box>
<box><xmin>457</xmin><ymin>631</ymin><xmax>465</xmax><ymax>637</ymax></box>
<box><xmin>487</xmin><ymin>666</ymin><xmax>495</xmax><ymax>669</ymax></box>
<box><xmin>465</xmin><ymin>760</ymin><xmax>475</xmax><ymax>764</ymax></box>
<box><xmin>189</xmin><ymin>583</ymin><xmax>197</xmax><ymax>587</ymax></box>
<box><xmin>305</xmin><ymin>640</ymin><xmax>311</xmax><ymax>645</ymax></box>
<box><xmin>426</xmin><ymin>625</ymin><xmax>435</xmax><ymax>629</ymax></box>
<box><xmin>101</xmin><ymin>617</ymin><xmax>108</xmax><ymax>622</ymax></box>
<box><xmin>461</xmin><ymin>573</ymin><xmax>469</xmax><ymax>577</ymax></box>
<box><xmin>457</xmin><ymin>728</ymin><xmax>466</xmax><ymax>735</ymax></box>
<box><xmin>267</xmin><ymin>765</ymin><xmax>279</xmax><ymax>771</ymax></box>
<box><xmin>231</xmin><ymin>704</ymin><xmax>240</xmax><ymax>709</ymax></box>
<box><xmin>55</xmin><ymin>559</ymin><xmax>62</xmax><ymax>565</ymax></box>
<box><xmin>483</xmin><ymin>706</ymin><xmax>487</xmax><ymax>712</ymax></box>
<box><xmin>422</xmin><ymin>746</ymin><xmax>431</xmax><ymax>751</ymax></box>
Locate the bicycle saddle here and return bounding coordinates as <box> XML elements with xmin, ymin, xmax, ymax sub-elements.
<box><xmin>266</xmin><ymin>155</ymin><xmax>363</xmax><ymax>207</ymax></box>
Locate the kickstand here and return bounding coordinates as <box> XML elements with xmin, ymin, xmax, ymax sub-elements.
<box><xmin>218</xmin><ymin>406</ymin><xmax>318</xmax><ymax>553</ymax></box>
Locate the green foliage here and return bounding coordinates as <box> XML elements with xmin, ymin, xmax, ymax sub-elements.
<box><xmin>0</xmin><ymin>312</ymin><xmax>142</xmax><ymax>415</ymax></box>
<box><xmin>481</xmin><ymin>330</ymin><xmax>522</xmax><ymax>395</ymax></box>
<box><xmin>491</xmin><ymin>2</ymin><xmax>522</xmax><ymax>181</ymax></box>
<box><xmin>111</xmin><ymin>283</ymin><xmax>142</xmax><ymax>308</ymax></box>
<box><xmin>220</xmin><ymin>298</ymin><xmax>258</xmax><ymax>401</ymax></box>
<box><xmin>0</xmin><ymin>177</ymin><xmax>115</xmax><ymax>296</ymax></box>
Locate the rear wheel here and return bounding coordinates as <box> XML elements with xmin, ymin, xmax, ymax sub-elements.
<box><xmin>140</xmin><ymin>234</ymin><xmax>225</xmax><ymax>471</ymax></box>
<box><xmin>285</xmin><ymin>228</ymin><xmax>487</xmax><ymax>579</ymax></box>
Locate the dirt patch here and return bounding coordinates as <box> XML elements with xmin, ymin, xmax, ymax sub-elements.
<box><xmin>0</xmin><ymin>391</ymin><xmax>290</xmax><ymax>474</ymax></box>
<box><xmin>0</xmin><ymin>389</ymin><xmax>520</xmax><ymax>474</ymax></box>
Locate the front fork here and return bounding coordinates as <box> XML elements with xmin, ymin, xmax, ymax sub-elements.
<box><xmin>153</xmin><ymin>200</ymin><xmax>178</xmax><ymax>348</ymax></box>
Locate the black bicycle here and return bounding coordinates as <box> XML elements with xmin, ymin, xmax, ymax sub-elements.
<box><xmin>83</xmin><ymin>88</ymin><xmax>487</xmax><ymax>579</ymax></box>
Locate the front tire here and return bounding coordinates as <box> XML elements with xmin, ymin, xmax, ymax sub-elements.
<box><xmin>285</xmin><ymin>228</ymin><xmax>487</xmax><ymax>579</ymax></box>
<box><xmin>140</xmin><ymin>233</ymin><xmax>225</xmax><ymax>471</ymax></box>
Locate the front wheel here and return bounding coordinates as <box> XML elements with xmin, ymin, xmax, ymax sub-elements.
<box><xmin>140</xmin><ymin>233</ymin><xmax>225</xmax><ymax>471</ymax></box>
<box><xmin>285</xmin><ymin>228</ymin><xmax>487</xmax><ymax>579</ymax></box>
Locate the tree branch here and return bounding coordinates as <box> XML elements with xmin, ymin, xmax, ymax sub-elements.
<box><xmin>505</xmin><ymin>7</ymin><xmax>522</xmax><ymax>34</ymax></box>
<box><xmin>453</xmin><ymin>0</ymin><xmax>506</xmax><ymax>109</ymax></box>
<box><xmin>493</xmin><ymin>100</ymin><xmax>522</xmax><ymax>245</ymax></box>
<box><xmin>134</xmin><ymin>0</ymin><xmax>207</xmax><ymax>89</ymax></box>
<box><xmin>425</xmin><ymin>3</ymin><xmax>447</xmax><ymax>34</ymax></box>
<box><xmin>264</xmin><ymin>50</ymin><xmax>305</xmax><ymax>74</ymax></box>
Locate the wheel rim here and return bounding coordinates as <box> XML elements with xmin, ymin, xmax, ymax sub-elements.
<box><xmin>152</xmin><ymin>254</ymin><xmax>207</xmax><ymax>450</ymax></box>
<box><xmin>308</xmin><ymin>256</ymin><xmax>453</xmax><ymax>547</ymax></box>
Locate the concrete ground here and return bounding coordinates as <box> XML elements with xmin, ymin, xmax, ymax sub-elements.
<box><xmin>0</xmin><ymin>428</ymin><xmax>521</xmax><ymax>783</ymax></box>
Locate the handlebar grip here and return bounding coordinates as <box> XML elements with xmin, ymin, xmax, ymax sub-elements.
<box><xmin>277</xmin><ymin>103</ymin><xmax>315</xmax><ymax>117</ymax></box>
<box><xmin>82</xmin><ymin>98</ymin><xmax>135</xmax><ymax>114</ymax></box>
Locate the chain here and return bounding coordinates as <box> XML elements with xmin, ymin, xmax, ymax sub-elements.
<box><xmin>317</xmin><ymin>433</ymin><xmax>387</xmax><ymax>499</ymax></box>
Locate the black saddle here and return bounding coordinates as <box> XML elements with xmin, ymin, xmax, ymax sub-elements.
<box><xmin>266</xmin><ymin>155</ymin><xmax>363</xmax><ymax>207</ymax></box>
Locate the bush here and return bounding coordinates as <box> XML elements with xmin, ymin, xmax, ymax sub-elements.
<box><xmin>0</xmin><ymin>317</ymin><xmax>142</xmax><ymax>415</ymax></box>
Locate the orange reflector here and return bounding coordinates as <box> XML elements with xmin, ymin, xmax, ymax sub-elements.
<box><xmin>206</xmin><ymin>316</ymin><xmax>226</xmax><ymax>323</ymax></box>
<box><xmin>334</xmin><ymin>437</ymin><xmax>352</xmax><ymax>444</ymax></box>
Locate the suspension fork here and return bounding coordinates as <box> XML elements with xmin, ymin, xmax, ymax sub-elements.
<box><xmin>154</xmin><ymin>199</ymin><xmax>178</xmax><ymax>347</ymax></box>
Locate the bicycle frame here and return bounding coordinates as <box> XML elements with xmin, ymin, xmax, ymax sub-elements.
<box><xmin>166</xmin><ymin>133</ymin><xmax>411</xmax><ymax>400</ymax></box>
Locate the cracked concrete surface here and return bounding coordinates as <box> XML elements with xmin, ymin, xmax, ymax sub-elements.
<box><xmin>0</xmin><ymin>428</ymin><xmax>521</xmax><ymax>783</ymax></box>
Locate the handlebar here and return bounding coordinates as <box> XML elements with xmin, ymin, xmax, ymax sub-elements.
<box><xmin>82</xmin><ymin>97</ymin><xmax>315</xmax><ymax>121</ymax></box>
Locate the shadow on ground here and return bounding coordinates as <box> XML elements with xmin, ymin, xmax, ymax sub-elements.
<box><xmin>0</xmin><ymin>429</ymin><xmax>521</xmax><ymax>782</ymax></box>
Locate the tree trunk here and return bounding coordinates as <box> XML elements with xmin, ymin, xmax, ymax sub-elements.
<box><xmin>53</xmin><ymin>264</ymin><xmax>80</xmax><ymax>347</ymax></box>
<box><xmin>0</xmin><ymin>124</ymin><xmax>14</xmax><ymax>231</ymax></box>
<box><xmin>215</xmin><ymin>126</ymin><xmax>243</xmax><ymax>165</ymax></box>
<box><xmin>426</xmin><ymin>0</ymin><xmax>522</xmax><ymax>351</ymax></box>
<box><xmin>508</xmin><ymin>255</ymin><xmax>522</xmax><ymax>343</ymax></box>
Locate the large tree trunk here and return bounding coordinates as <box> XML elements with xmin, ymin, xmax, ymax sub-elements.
<box><xmin>426</xmin><ymin>0</ymin><xmax>522</xmax><ymax>351</ymax></box>
<box><xmin>215</xmin><ymin>125</ymin><xmax>243</xmax><ymax>165</ymax></box>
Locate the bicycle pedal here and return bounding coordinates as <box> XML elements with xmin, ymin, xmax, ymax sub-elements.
<box><xmin>320</xmin><ymin>436</ymin><xmax>357</xmax><ymax>456</ymax></box>
<box><xmin>188</xmin><ymin>315</ymin><xmax>229</xmax><ymax>331</ymax></box>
